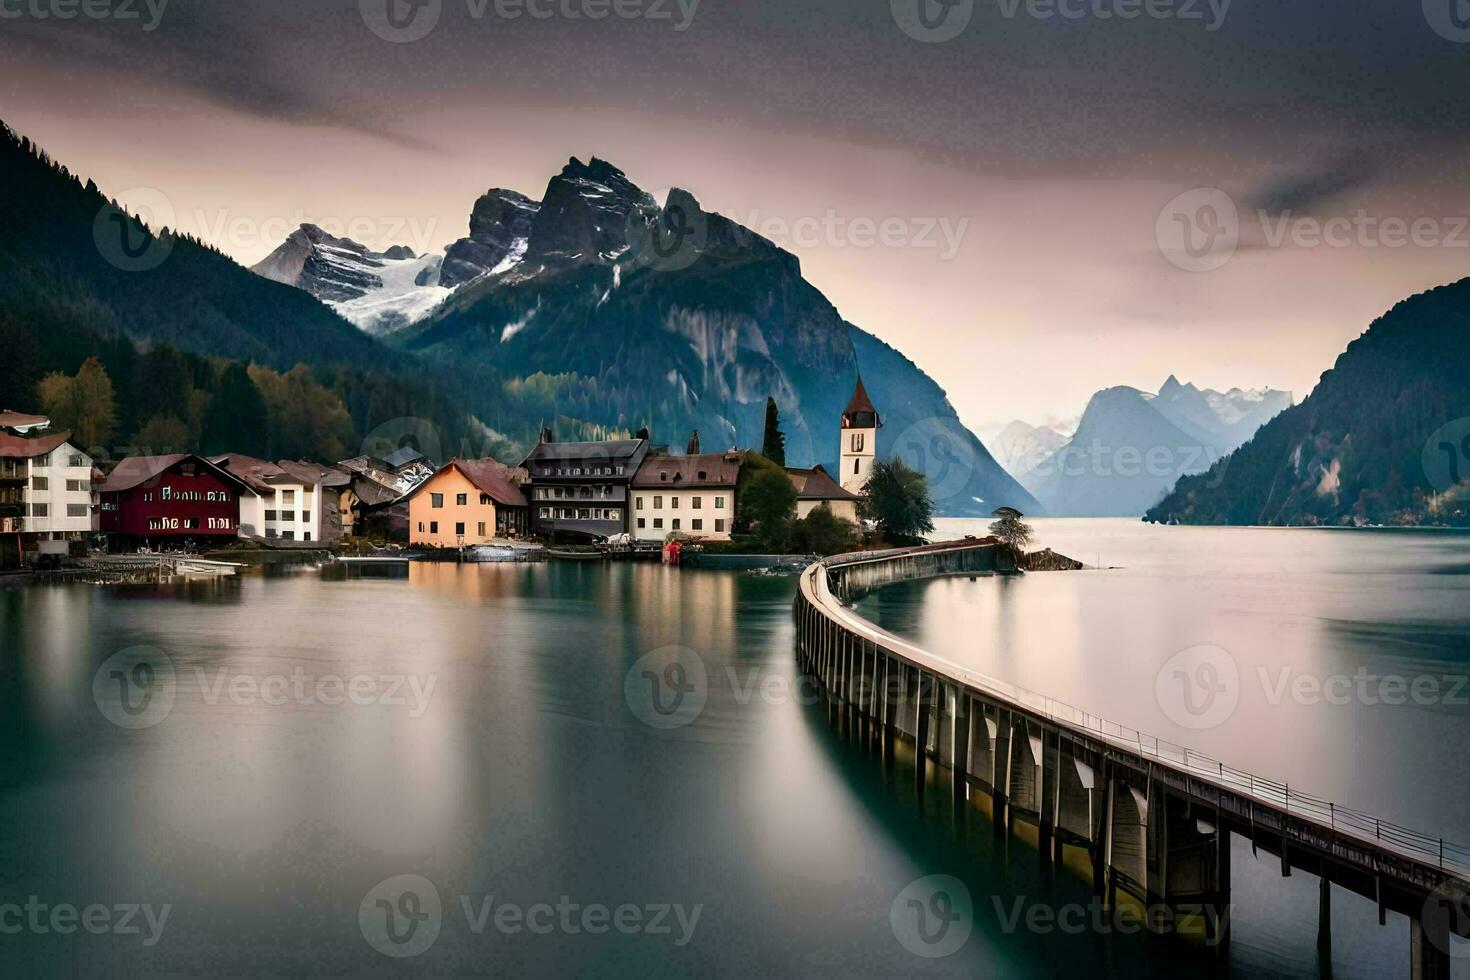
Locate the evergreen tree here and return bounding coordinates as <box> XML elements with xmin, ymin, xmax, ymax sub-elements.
<box><xmin>861</xmin><ymin>457</ymin><xmax>935</xmax><ymax>541</ymax></box>
<box><xmin>201</xmin><ymin>361</ymin><xmax>269</xmax><ymax>456</ymax></box>
<box><xmin>761</xmin><ymin>398</ymin><xmax>786</xmax><ymax>466</ymax></box>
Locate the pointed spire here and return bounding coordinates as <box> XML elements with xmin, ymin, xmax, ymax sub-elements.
<box><xmin>843</xmin><ymin>376</ymin><xmax>878</xmax><ymax>426</ymax></box>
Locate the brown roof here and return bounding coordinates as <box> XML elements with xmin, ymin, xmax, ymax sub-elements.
<box><xmin>101</xmin><ymin>454</ymin><xmax>257</xmax><ymax>495</ymax></box>
<box><xmin>209</xmin><ymin>454</ymin><xmax>284</xmax><ymax>495</ymax></box>
<box><xmin>785</xmin><ymin>464</ymin><xmax>861</xmax><ymax>501</ymax></box>
<box><xmin>843</xmin><ymin>378</ymin><xmax>876</xmax><ymax>418</ymax></box>
<box><xmin>276</xmin><ymin>460</ymin><xmax>351</xmax><ymax>488</ymax></box>
<box><xmin>0</xmin><ymin>410</ymin><xmax>50</xmax><ymax>431</ymax></box>
<box><xmin>633</xmin><ymin>451</ymin><xmax>745</xmax><ymax>489</ymax></box>
<box><xmin>0</xmin><ymin>430</ymin><xmax>73</xmax><ymax>459</ymax></box>
<box><xmin>413</xmin><ymin>459</ymin><xmax>528</xmax><ymax>508</ymax></box>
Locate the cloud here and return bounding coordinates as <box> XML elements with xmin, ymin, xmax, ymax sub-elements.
<box><xmin>1247</xmin><ymin>154</ymin><xmax>1379</xmax><ymax>216</ymax></box>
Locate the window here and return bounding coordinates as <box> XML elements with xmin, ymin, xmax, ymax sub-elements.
<box><xmin>456</xmin><ymin>493</ymin><xmax>468</xmax><ymax>506</ymax></box>
<box><xmin>715</xmin><ymin>497</ymin><xmax>726</xmax><ymax>509</ymax></box>
<box><xmin>418</xmin><ymin>522</ymin><xmax>425</xmax><ymax>532</ymax></box>
<box><xmin>429</xmin><ymin>522</ymin><xmax>438</xmax><ymax>534</ymax></box>
<box><xmin>431</xmin><ymin>493</ymin><xmax>444</xmax><ymax>509</ymax></box>
<box><xmin>692</xmin><ymin>496</ymin><xmax>702</xmax><ymax>509</ymax></box>
<box><xmin>672</xmin><ymin>519</ymin><xmax>681</xmax><ymax>531</ymax></box>
<box><xmin>480</xmin><ymin>494</ymin><xmax>491</xmax><ymax>506</ymax></box>
<box><xmin>636</xmin><ymin>496</ymin><xmax>644</xmax><ymax>509</ymax></box>
<box><xmin>577</xmin><ymin>509</ymin><xmax>590</xmax><ymax>520</ymax></box>
<box><xmin>697</xmin><ymin>471</ymin><xmax>707</xmax><ymax>481</ymax></box>
<box><xmin>69</xmin><ymin>454</ymin><xmax>85</xmax><ymax>467</ymax></box>
<box><xmin>661</xmin><ymin>472</ymin><xmax>669</xmax><ymax>482</ymax></box>
<box><xmin>852</xmin><ymin>433</ymin><xmax>865</xmax><ymax>452</ymax></box>
<box><xmin>67</xmin><ymin>504</ymin><xmax>88</xmax><ymax>518</ymax></box>
<box><xmin>539</xmin><ymin>508</ymin><xmax>552</xmax><ymax>519</ymax></box>
<box><xmin>281</xmin><ymin>490</ymin><xmax>295</xmax><ymax>504</ymax></box>
<box><xmin>715</xmin><ymin>520</ymin><xmax>726</xmax><ymax>533</ymax></box>
<box><xmin>854</xmin><ymin>459</ymin><xmax>860</xmax><ymax>475</ymax></box>
<box><xmin>30</xmin><ymin>503</ymin><xmax>48</xmax><ymax>517</ymax></box>
<box><xmin>267</xmin><ymin>529</ymin><xmax>278</xmax><ymax>539</ymax></box>
<box><xmin>281</xmin><ymin>512</ymin><xmax>295</xmax><ymax>524</ymax></box>
<box><xmin>66</xmin><ymin>479</ymin><xmax>87</xmax><ymax>492</ymax></box>
<box><xmin>34</xmin><ymin>453</ymin><xmax>50</xmax><ymax>468</ymax></box>
<box><xmin>456</xmin><ymin>522</ymin><xmax>466</xmax><ymax>536</ymax></box>
<box><xmin>31</xmin><ymin>477</ymin><xmax>47</xmax><ymax>491</ymax></box>
<box><xmin>671</xmin><ymin>497</ymin><xmax>679</xmax><ymax>509</ymax></box>
<box><xmin>692</xmin><ymin>519</ymin><xmax>703</xmax><ymax>531</ymax></box>
<box><xmin>265</xmin><ymin>510</ymin><xmax>278</xmax><ymax>521</ymax></box>
<box><xmin>653</xmin><ymin>518</ymin><xmax>663</xmax><ymax>529</ymax></box>
<box><xmin>654</xmin><ymin>496</ymin><xmax>663</xmax><ymax>509</ymax></box>
<box><xmin>304</xmin><ymin>532</ymin><xmax>312</xmax><ymax>542</ymax></box>
<box><xmin>637</xmin><ymin>518</ymin><xmax>646</xmax><ymax>529</ymax></box>
<box><xmin>302</xmin><ymin>511</ymin><xmax>311</xmax><ymax>524</ymax></box>
<box><xmin>478</xmin><ymin>522</ymin><xmax>486</xmax><ymax>536</ymax></box>
<box><xmin>282</xmin><ymin>530</ymin><xmax>294</xmax><ymax>541</ymax></box>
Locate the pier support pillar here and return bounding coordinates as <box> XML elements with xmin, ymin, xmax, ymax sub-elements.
<box><xmin>1317</xmin><ymin>874</ymin><xmax>1332</xmax><ymax>964</ymax></box>
<box><xmin>992</xmin><ymin>709</ymin><xmax>1011</xmax><ymax>836</ymax></box>
<box><xmin>951</xmin><ymin>688</ymin><xmax>971</xmax><ymax>809</ymax></box>
<box><xmin>1411</xmin><ymin>914</ymin><xmax>1452</xmax><ymax>980</ymax></box>
<box><xmin>913</xmin><ymin>671</ymin><xmax>932</xmax><ymax>796</ymax></box>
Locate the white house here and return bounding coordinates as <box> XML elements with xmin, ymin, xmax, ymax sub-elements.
<box><xmin>0</xmin><ymin>429</ymin><xmax>96</xmax><ymax>558</ymax></box>
<box><xmin>211</xmin><ymin>454</ymin><xmax>324</xmax><ymax>543</ymax></box>
<box><xmin>631</xmin><ymin>451</ymin><xmax>745</xmax><ymax>542</ymax></box>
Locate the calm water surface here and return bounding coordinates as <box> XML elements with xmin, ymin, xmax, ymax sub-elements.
<box><xmin>0</xmin><ymin>521</ymin><xmax>1464</xmax><ymax>977</ymax></box>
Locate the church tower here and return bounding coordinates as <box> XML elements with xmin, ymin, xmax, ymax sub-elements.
<box><xmin>839</xmin><ymin>377</ymin><xmax>880</xmax><ymax>494</ymax></box>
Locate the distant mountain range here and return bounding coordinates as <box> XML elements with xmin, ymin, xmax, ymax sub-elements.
<box><xmin>1148</xmin><ymin>281</ymin><xmax>1470</xmax><ymax>526</ymax></box>
<box><xmin>1002</xmin><ymin>378</ymin><xmax>1292</xmax><ymax>517</ymax></box>
<box><xmin>253</xmin><ymin>156</ymin><xmax>1038</xmax><ymax>516</ymax></box>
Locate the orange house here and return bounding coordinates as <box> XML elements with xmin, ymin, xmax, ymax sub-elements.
<box><xmin>406</xmin><ymin>459</ymin><xmax>529</xmax><ymax>549</ymax></box>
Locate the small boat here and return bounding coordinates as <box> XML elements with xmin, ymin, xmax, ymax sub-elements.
<box><xmin>462</xmin><ymin>544</ymin><xmax>543</xmax><ymax>563</ymax></box>
<box><xmin>546</xmin><ymin>546</ymin><xmax>604</xmax><ymax>561</ymax></box>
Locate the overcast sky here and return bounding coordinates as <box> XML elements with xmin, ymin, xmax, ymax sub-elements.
<box><xmin>3</xmin><ymin>0</ymin><xmax>1469</xmax><ymax>431</ymax></box>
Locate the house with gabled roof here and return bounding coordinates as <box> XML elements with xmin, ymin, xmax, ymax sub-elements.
<box><xmin>405</xmin><ymin>458</ymin><xmax>530</xmax><ymax>548</ymax></box>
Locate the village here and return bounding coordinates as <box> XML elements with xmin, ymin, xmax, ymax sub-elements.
<box><xmin>0</xmin><ymin>381</ymin><xmax>887</xmax><ymax>571</ymax></box>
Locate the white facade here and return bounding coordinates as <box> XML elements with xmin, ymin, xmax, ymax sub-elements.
<box><xmin>631</xmin><ymin>489</ymin><xmax>734</xmax><ymax>542</ymax></box>
<box><xmin>839</xmin><ymin>424</ymin><xmax>876</xmax><ymax>495</ymax></box>
<box><xmin>25</xmin><ymin>441</ymin><xmax>95</xmax><ymax>537</ymax></box>
<box><xmin>243</xmin><ymin>481</ymin><xmax>320</xmax><ymax>541</ymax></box>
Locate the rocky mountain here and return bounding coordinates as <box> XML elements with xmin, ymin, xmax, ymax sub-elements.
<box><xmin>1020</xmin><ymin>378</ymin><xmax>1291</xmax><ymax>516</ymax></box>
<box><xmin>439</xmin><ymin>190</ymin><xmax>539</xmax><ymax>288</ymax></box>
<box><xmin>1148</xmin><ymin>280</ymin><xmax>1470</xmax><ymax>526</ymax></box>
<box><xmin>390</xmin><ymin>157</ymin><xmax>1037</xmax><ymax>516</ymax></box>
<box><xmin>252</xmin><ymin>224</ymin><xmax>450</xmax><ymax>336</ymax></box>
<box><xmin>991</xmin><ymin>420</ymin><xmax>1070</xmax><ymax>482</ymax></box>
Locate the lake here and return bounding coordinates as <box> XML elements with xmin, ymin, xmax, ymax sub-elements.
<box><xmin>0</xmin><ymin>520</ymin><xmax>1465</xmax><ymax>977</ymax></box>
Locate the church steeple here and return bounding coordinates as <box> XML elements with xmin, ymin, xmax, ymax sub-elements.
<box><xmin>839</xmin><ymin>376</ymin><xmax>879</xmax><ymax>494</ymax></box>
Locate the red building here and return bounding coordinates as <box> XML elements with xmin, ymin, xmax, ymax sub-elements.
<box><xmin>98</xmin><ymin>454</ymin><xmax>257</xmax><ymax>549</ymax></box>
